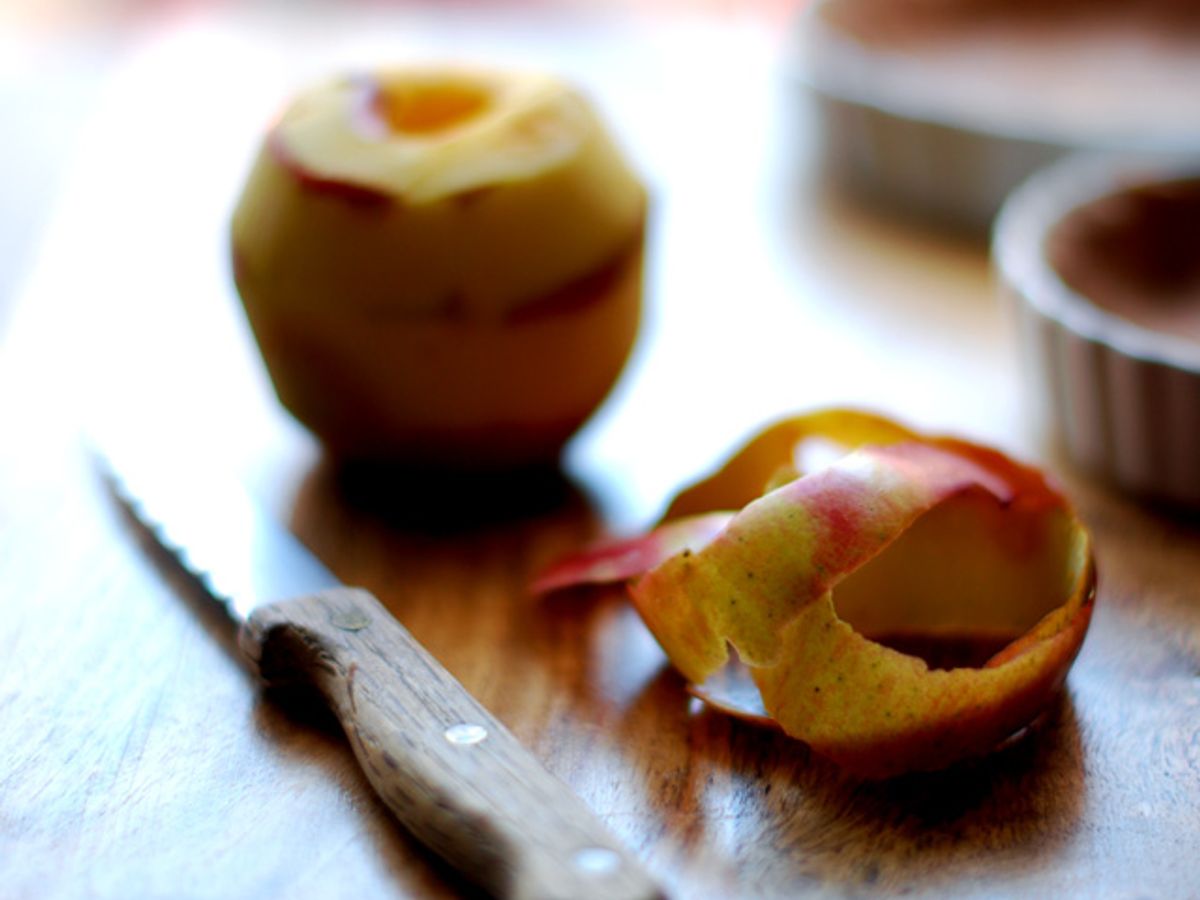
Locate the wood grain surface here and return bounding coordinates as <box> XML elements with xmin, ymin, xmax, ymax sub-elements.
<box><xmin>2</xmin><ymin>5</ymin><xmax>1199</xmax><ymax>899</ymax></box>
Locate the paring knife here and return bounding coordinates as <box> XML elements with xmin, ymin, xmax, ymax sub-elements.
<box><xmin>96</xmin><ymin>441</ymin><xmax>660</xmax><ymax>900</ymax></box>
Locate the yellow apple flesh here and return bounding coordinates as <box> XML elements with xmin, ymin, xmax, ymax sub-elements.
<box><xmin>231</xmin><ymin>67</ymin><xmax>645</xmax><ymax>464</ymax></box>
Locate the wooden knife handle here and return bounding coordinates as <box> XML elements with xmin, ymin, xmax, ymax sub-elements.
<box><xmin>238</xmin><ymin>586</ymin><xmax>661</xmax><ymax>900</ymax></box>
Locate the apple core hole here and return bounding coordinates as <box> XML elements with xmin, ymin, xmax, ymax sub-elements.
<box><xmin>377</xmin><ymin>81</ymin><xmax>491</xmax><ymax>135</ymax></box>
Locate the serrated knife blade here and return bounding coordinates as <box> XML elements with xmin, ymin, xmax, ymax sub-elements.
<box><xmin>99</xmin><ymin>443</ymin><xmax>338</xmax><ymax>622</ymax></box>
<box><xmin>93</xmin><ymin>438</ymin><xmax>660</xmax><ymax>900</ymax></box>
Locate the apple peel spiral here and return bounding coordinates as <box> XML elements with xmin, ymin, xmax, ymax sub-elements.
<box><xmin>534</xmin><ymin>410</ymin><xmax>1095</xmax><ymax>778</ymax></box>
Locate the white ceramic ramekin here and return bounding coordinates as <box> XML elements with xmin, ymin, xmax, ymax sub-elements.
<box><xmin>794</xmin><ymin>27</ymin><xmax>1058</xmax><ymax>229</ymax></box>
<box><xmin>994</xmin><ymin>155</ymin><xmax>1200</xmax><ymax>507</ymax></box>
<box><xmin>792</xmin><ymin>0</ymin><xmax>1200</xmax><ymax>232</ymax></box>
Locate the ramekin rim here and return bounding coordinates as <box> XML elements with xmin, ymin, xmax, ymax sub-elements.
<box><xmin>992</xmin><ymin>152</ymin><xmax>1200</xmax><ymax>376</ymax></box>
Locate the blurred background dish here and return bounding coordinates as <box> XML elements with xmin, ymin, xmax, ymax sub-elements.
<box><xmin>995</xmin><ymin>154</ymin><xmax>1200</xmax><ymax>508</ymax></box>
<box><xmin>795</xmin><ymin>0</ymin><xmax>1200</xmax><ymax>232</ymax></box>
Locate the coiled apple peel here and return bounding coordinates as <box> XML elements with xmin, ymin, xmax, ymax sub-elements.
<box><xmin>534</xmin><ymin>410</ymin><xmax>1095</xmax><ymax>777</ymax></box>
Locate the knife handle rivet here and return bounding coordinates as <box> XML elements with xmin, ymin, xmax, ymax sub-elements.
<box><xmin>571</xmin><ymin>847</ymin><xmax>622</xmax><ymax>876</ymax></box>
<box><xmin>444</xmin><ymin>723</ymin><xmax>489</xmax><ymax>745</ymax></box>
<box><xmin>331</xmin><ymin>611</ymin><xmax>371</xmax><ymax>632</ymax></box>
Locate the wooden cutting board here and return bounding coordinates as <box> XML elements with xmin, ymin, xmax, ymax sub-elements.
<box><xmin>2</xmin><ymin>8</ymin><xmax>1197</xmax><ymax>898</ymax></box>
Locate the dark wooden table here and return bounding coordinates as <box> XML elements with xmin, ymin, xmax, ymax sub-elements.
<box><xmin>2</xmin><ymin>6</ymin><xmax>1198</xmax><ymax>898</ymax></box>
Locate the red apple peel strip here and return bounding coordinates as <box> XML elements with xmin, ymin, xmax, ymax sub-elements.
<box><xmin>534</xmin><ymin>410</ymin><xmax>1095</xmax><ymax>778</ymax></box>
